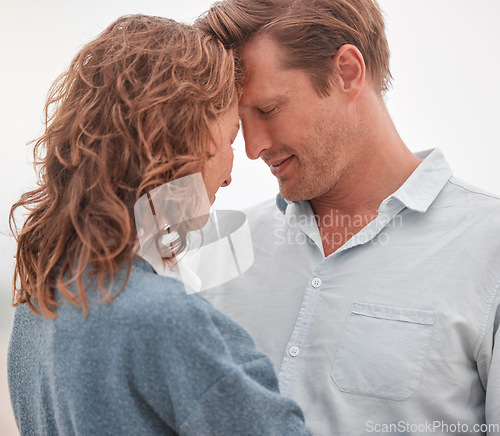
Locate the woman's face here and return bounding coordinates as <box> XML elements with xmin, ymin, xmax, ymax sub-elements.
<box><xmin>203</xmin><ymin>103</ymin><xmax>240</xmax><ymax>204</ymax></box>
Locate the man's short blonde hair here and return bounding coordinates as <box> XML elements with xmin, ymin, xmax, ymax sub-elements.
<box><xmin>197</xmin><ymin>0</ymin><xmax>392</xmax><ymax>96</ymax></box>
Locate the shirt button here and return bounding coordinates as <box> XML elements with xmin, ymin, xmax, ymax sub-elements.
<box><xmin>289</xmin><ymin>346</ymin><xmax>300</xmax><ymax>357</ymax></box>
<box><xmin>386</xmin><ymin>200</ymin><xmax>392</xmax><ymax>206</ymax></box>
<box><xmin>311</xmin><ymin>277</ymin><xmax>322</xmax><ymax>288</ymax></box>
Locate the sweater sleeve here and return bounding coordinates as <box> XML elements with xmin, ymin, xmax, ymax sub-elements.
<box><xmin>128</xmin><ymin>279</ymin><xmax>311</xmax><ymax>435</ymax></box>
<box><xmin>179</xmin><ymin>362</ymin><xmax>311</xmax><ymax>436</ymax></box>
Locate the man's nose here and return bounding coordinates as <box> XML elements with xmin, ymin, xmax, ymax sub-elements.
<box><xmin>241</xmin><ymin>116</ymin><xmax>273</xmax><ymax>160</ymax></box>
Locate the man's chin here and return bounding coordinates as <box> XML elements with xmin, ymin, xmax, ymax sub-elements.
<box><xmin>278</xmin><ymin>183</ymin><xmax>309</xmax><ymax>203</ymax></box>
<box><xmin>279</xmin><ymin>180</ymin><xmax>329</xmax><ymax>203</ymax></box>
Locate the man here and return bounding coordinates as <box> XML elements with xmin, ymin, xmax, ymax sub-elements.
<box><xmin>197</xmin><ymin>0</ymin><xmax>500</xmax><ymax>434</ymax></box>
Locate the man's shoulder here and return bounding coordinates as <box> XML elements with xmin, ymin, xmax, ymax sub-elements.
<box><xmin>240</xmin><ymin>196</ymin><xmax>290</xmax><ymax>243</ymax></box>
<box><xmin>243</xmin><ymin>196</ymin><xmax>279</xmax><ymax>214</ymax></box>
<box><xmin>242</xmin><ymin>196</ymin><xmax>284</xmax><ymax>225</ymax></box>
<box><xmin>432</xmin><ymin>176</ymin><xmax>500</xmax><ymax>238</ymax></box>
<box><xmin>442</xmin><ymin>176</ymin><xmax>500</xmax><ymax>213</ymax></box>
<box><xmin>447</xmin><ymin>176</ymin><xmax>500</xmax><ymax>199</ymax></box>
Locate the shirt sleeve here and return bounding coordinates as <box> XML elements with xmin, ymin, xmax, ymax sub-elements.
<box><xmin>486</xmin><ymin>324</ymin><xmax>500</xmax><ymax>435</ymax></box>
<box><xmin>129</xmin><ymin>282</ymin><xmax>311</xmax><ymax>435</ymax></box>
<box><xmin>477</xmin><ymin>279</ymin><xmax>500</xmax><ymax>434</ymax></box>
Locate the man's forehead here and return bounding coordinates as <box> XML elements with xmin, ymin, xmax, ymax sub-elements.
<box><xmin>239</xmin><ymin>37</ymin><xmax>292</xmax><ymax>107</ymax></box>
<box><xmin>240</xmin><ymin>34</ymin><xmax>284</xmax><ymax>74</ymax></box>
<box><xmin>238</xmin><ymin>62</ymin><xmax>291</xmax><ymax>107</ymax></box>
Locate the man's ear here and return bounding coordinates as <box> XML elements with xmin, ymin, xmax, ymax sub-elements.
<box><xmin>332</xmin><ymin>44</ymin><xmax>365</xmax><ymax>101</ymax></box>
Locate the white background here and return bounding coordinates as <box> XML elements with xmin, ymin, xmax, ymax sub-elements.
<box><xmin>0</xmin><ymin>1</ymin><xmax>499</xmax><ymax>431</ymax></box>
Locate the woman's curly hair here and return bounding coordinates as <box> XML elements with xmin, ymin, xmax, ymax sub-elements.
<box><xmin>9</xmin><ymin>14</ymin><xmax>238</xmax><ymax>317</ymax></box>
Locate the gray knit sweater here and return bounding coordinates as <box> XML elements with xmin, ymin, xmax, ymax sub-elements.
<box><xmin>8</xmin><ymin>258</ymin><xmax>310</xmax><ymax>435</ymax></box>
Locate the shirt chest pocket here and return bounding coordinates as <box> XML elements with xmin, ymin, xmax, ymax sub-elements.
<box><xmin>332</xmin><ymin>302</ymin><xmax>436</xmax><ymax>401</ymax></box>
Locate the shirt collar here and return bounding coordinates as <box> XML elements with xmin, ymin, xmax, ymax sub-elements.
<box><xmin>388</xmin><ymin>148</ymin><xmax>452</xmax><ymax>213</ymax></box>
<box><xmin>276</xmin><ymin>148</ymin><xmax>453</xmax><ymax>215</ymax></box>
<box><xmin>276</xmin><ymin>192</ymin><xmax>289</xmax><ymax>214</ymax></box>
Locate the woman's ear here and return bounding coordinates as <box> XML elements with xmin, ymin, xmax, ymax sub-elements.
<box><xmin>332</xmin><ymin>44</ymin><xmax>366</xmax><ymax>102</ymax></box>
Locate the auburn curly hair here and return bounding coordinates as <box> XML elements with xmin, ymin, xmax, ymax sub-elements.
<box><xmin>9</xmin><ymin>14</ymin><xmax>238</xmax><ymax>318</ymax></box>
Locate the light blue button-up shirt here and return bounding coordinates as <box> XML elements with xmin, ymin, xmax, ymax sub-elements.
<box><xmin>203</xmin><ymin>149</ymin><xmax>500</xmax><ymax>435</ymax></box>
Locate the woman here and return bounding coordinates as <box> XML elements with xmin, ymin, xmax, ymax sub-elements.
<box><xmin>8</xmin><ymin>15</ymin><xmax>310</xmax><ymax>435</ymax></box>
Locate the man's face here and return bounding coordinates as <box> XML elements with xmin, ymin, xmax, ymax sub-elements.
<box><xmin>239</xmin><ymin>36</ymin><xmax>356</xmax><ymax>202</ymax></box>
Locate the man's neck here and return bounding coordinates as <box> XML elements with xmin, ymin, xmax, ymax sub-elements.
<box><xmin>311</xmin><ymin>145</ymin><xmax>421</xmax><ymax>218</ymax></box>
<box><xmin>310</xmin><ymin>112</ymin><xmax>421</xmax><ymax>256</ymax></box>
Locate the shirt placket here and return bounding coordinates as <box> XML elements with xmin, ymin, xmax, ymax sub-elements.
<box><xmin>277</xmin><ymin>198</ymin><xmax>406</xmax><ymax>394</ymax></box>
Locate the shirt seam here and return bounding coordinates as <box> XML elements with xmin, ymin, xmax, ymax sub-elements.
<box><xmin>474</xmin><ymin>273</ymin><xmax>500</xmax><ymax>359</ymax></box>
<box><xmin>448</xmin><ymin>179</ymin><xmax>500</xmax><ymax>201</ymax></box>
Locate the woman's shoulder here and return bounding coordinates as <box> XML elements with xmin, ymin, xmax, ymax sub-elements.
<box><xmin>107</xmin><ymin>258</ymin><xmax>228</xmax><ymax>335</ymax></box>
<box><xmin>124</xmin><ymin>257</ymin><xmax>188</xmax><ymax>304</ymax></box>
<box><xmin>118</xmin><ymin>258</ymin><xmax>257</xmax><ymax>350</ymax></box>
